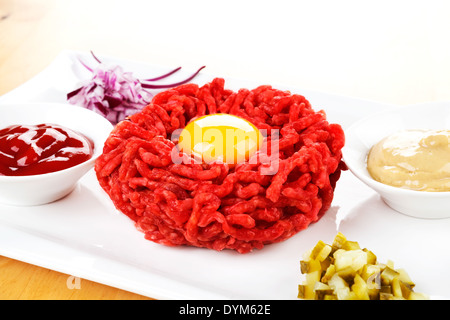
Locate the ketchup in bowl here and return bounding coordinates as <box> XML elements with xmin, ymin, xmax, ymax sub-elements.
<box><xmin>0</xmin><ymin>123</ymin><xmax>94</xmax><ymax>176</ymax></box>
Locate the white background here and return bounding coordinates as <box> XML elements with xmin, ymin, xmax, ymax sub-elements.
<box><xmin>2</xmin><ymin>0</ymin><xmax>450</xmax><ymax>106</ymax></box>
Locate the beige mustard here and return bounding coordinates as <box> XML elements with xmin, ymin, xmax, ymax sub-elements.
<box><xmin>367</xmin><ymin>129</ymin><xmax>450</xmax><ymax>192</ymax></box>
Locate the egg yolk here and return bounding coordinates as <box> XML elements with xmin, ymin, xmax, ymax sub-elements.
<box><xmin>177</xmin><ymin>114</ymin><xmax>264</xmax><ymax>165</ymax></box>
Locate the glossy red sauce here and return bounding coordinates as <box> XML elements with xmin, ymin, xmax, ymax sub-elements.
<box><xmin>0</xmin><ymin>123</ymin><xmax>94</xmax><ymax>176</ymax></box>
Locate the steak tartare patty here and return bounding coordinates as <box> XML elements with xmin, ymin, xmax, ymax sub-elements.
<box><xmin>95</xmin><ymin>78</ymin><xmax>345</xmax><ymax>253</ymax></box>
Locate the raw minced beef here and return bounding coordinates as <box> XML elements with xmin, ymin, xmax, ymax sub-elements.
<box><xmin>95</xmin><ymin>78</ymin><xmax>345</xmax><ymax>253</ymax></box>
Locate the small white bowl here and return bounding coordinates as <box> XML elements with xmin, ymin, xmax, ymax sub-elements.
<box><xmin>0</xmin><ymin>102</ymin><xmax>113</xmax><ymax>206</ymax></box>
<box><xmin>342</xmin><ymin>102</ymin><xmax>450</xmax><ymax>219</ymax></box>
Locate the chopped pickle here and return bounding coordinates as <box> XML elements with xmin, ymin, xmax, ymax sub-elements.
<box><xmin>381</xmin><ymin>266</ymin><xmax>399</xmax><ymax>286</ymax></box>
<box><xmin>380</xmin><ymin>292</ymin><xmax>394</xmax><ymax>300</ymax></box>
<box><xmin>320</xmin><ymin>256</ymin><xmax>332</xmax><ymax>271</ymax></box>
<box><xmin>300</xmin><ymin>270</ymin><xmax>321</xmax><ymax>299</ymax></box>
<box><xmin>342</xmin><ymin>240</ymin><xmax>361</xmax><ymax>251</ymax></box>
<box><xmin>331</xmin><ymin>232</ymin><xmax>347</xmax><ymax>251</ymax></box>
<box><xmin>334</xmin><ymin>249</ymin><xmax>368</xmax><ymax>272</ymax></box>
<box><xmin>310</xmin><ymin>240</ymin><xmax>332</xmax><ymax>262</ymax></box>
<box><xmin>300</xmin><ymin>260</ymin><xmax>309</xmax><ymax>274</ymax></box>
<box><xmin>400</xmin><ymin>281</ymin><xmax>413</xmax><ymax>299</ymax></box>
<box><xmin>313</xmin><ymin>282</ymin><xmax>333</xmax><ymax>300</ymax></box>
<box><xmin>300</xmin><ymin>258</ymin><xmax>321</xmax><ymax>274</ymax></box>
<box><xmin>336</xmin><ymin>266</ymin><xmax>357</xmax><ymax>283</ymax></box>
<box><xmin>351</xmin><ymin>274</ymin><xmax>370</xmax><ymax>300</ymax></box>
<box><xmin>328</xmin><ymin>274</ymin><xmax>351</xmax><ymax>300</ymax></box>
<box><xmin>361</xmin><ymin>264</ymin><xmax>381</xmax><ymax>284</ymax></box>
<box><xmin>297</xmin><ymin>232</ymin><xmax>429</xmax><ymax>300</ymax></box>
<box><xmin>363</xmin><ymin>248</ymin><xmax>377</xmax><ymax>265</ymax></box>
<box><xmin>380</xmin><ymin>285</ymin><xmax>392</xmax><ymax>294</ymax></box>
<box><xmin>386</xmin><ymin>260</ymin><xmax>395</xmax><ymax>269</ymax></box>
<box><xmin>392</xmin><ymin>277</ymin><xmax>403</xmax><ymax>298</ymax></box>
<box><xmin>297</xmin><ymin>285</ymin><xmax>306</xmax><ymax>299</ymax></box>
<box><xmin>314</xmin><ymin>281</ymin><xmax>332</xmax><ymax>292</ymax></box>
<box><xmin>321</xmin><ymin>264</ymin><xmax>336</xmax><ymax>283</ymax></box>
<box><xmin>397</xmin><ymin>268</ymin><xmax>415</xmax><ymax>288</ymax></box>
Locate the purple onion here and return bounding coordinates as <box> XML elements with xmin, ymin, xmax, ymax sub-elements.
<box><xmin>67</xmin><ymin>52</ymin><xmax>205</xmax><ymax>125</ymax></box>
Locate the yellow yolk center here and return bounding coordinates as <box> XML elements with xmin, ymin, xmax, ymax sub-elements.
<box><xmin>178</xmin><ymin>114</ymin><xmax>264</xmax><ymax>166</ymax></box>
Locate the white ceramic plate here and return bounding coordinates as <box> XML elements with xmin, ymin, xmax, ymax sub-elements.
<box><xmin>0</xmin><ymin>50</ymin><xmax>448</xmax><ymax>299</ymax></box>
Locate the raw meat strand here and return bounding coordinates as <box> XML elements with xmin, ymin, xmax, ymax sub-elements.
<box><xmin>216</xmin><ymin>93</ymin><xmax>234</xmax><ymax>114</ymax></box>
<box><xmin>197</xmin><ymin>84</ymin><xmax>217</xmax><ymax>114</ymax></box>
<box><xmin>234</xmin><ymin>182</ymin><xmax>265</xmax><ymax>199</ymax></box>
<box><xmin>96</xmin><ymin>149</ymin><xmax>124</xmax><ymax>177</ymax></box>
<box><xmin>185</xmin><ymin>192</ymin><xmax>221</xmax><ymax>244</ymax></box>
<box><xmin>169</xmin><ymin>163</ymin><xmax>223</xmax><ymax>181</ymax></box>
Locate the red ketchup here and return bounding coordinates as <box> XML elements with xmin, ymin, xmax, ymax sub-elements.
<box><xmin>0</xmin><ymin>123</ymin><xmax>94</xmax><ymax>176</ymax></box>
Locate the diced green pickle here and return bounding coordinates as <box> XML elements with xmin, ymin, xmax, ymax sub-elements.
<box><xmin>300</xmin><ymin>258</ymin><xmax>321</xmax><ymax>274</ymax></box>
<box><xmin>392</xmin><ymin>277</ymin><xmax>403</xmax><ymax>298</ymax></box>
<box><xmin>361</xmin><ymin>264</ymin><xmax>381</xmax><ymax>284</ymax></box>
<box><xmin>310</xmin><ymin>240</ymin><xmax>332</xmax><ymax>262</ymax></box>
<box><xmin>314</xmin><ymin>281</ymin><xmax>334</xmax><ymax>300</ymax></box>
<box><xmin>297</xmin><ymin>233</ymin><xmax>428</xmax><ymax>300</ymax></box>
<box><xmin>342</xmin><ymin>240</ymin><xmax>360</xmax><ymax>251</ymax></box>
<box><xmin>381</xmin><ymin>266</ymin><xmax>400</xmax><ymax>286</ymax></box>
<box><xmin>400</xmin><ymin>281</ymin><xmax>413</xmax><ymax>299</ymax></box>
<box><xmin>310</xmin><ymin>240</ymin><xmax>326</xmax><ymax>259</ymax></box>
<box><xmin>380</xmin><ymin>292</ymin><xmax>393</xmax><ymax>300</ymax></box>
<box><xmin>362</xmin><ymin>248</ymin><xmax>377</xmax><ymax>265</ymax></box>
<box><xmin>397</xmin><ymin>268</ymin><xmax>415</xmax><ymax>288</ymax></box>
<box><xmin>331</xmin><ymin>232</ymin><xmax>347</xmax><ymax>251</ymax></box>
<box><xmin>336</xmin><ymin>266</ymin><xmax>357</xmax><ymax>283</ymax></box>
<box><xmin>321</xmin><ymin>264</ymin><xmax>336</xmax><ymax>283</ymax></box>
<box><xmin>300</xmin><ymin>260</ymin><xmax>309</xmax><ymax>274</ymax></box>
<box><xmin>351</xmin><ymin>274</ymin><xmax>370</xmax><ymax>300</ymax></box>
<box><xmin>297</xmin><ymin>284</ymin><xmax>306</xmax><ymax>299</ymax></box>
<box><xmin>380</xmin><ymin>285</ymin><xmax>392</xmax><ymax>294</ymax></box>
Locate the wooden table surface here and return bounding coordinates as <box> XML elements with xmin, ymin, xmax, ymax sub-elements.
<box><xmin>1</xmin><ymin>0</ymin><xmax>450</xmax><ymax>300</ymax></box>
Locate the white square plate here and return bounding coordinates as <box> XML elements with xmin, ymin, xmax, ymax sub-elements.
<box><xmin>0</xmin><ymin>50</ymin><xmax>448</xmax><ymax>299</ymax></box>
